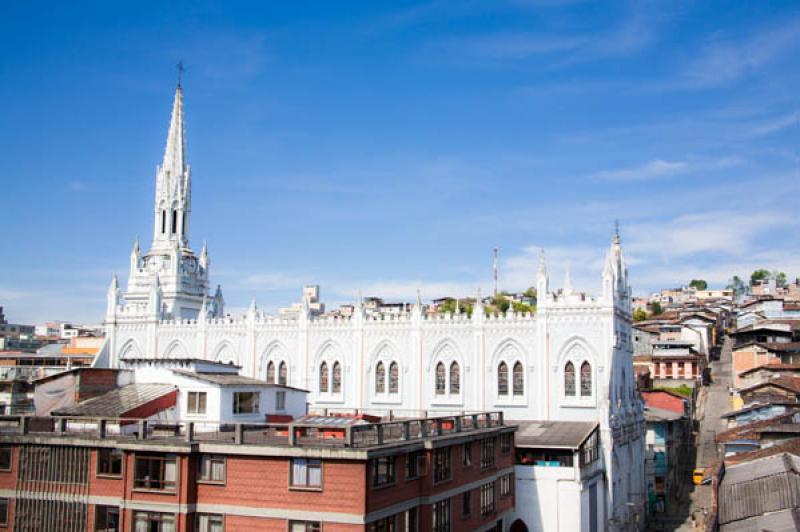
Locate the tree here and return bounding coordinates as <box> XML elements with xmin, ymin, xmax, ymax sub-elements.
<box><xmin>775</xmin><ymin>271</ymin><xmax>787</xmax><ymax>288</ymax></box>
<box><xmin>726</xmin><ymin>275</ymin><xmax>746</xmax><ymax>296</ymax></box>
<box><xmin>632</xmin><ymin>308</ymin><xmax>647</xmax><ymax>322</ymax></box>
<box><xmin>750</xmin><ymin>269</ymin><xmax>771</xmax><ymax>286</ymax></box>
<box><xmin>689</xmin><ymin>279</ymin><xmax>707</xmax><ymax>291</ymax></box>
<box><xmin>523</xmin><ymin>286</ymin><xmax>537</xmax><ymax>299</ymax></box>
<box><xmin>438</xmin><ymin>299</ymin><xmax>473</xmax><ymax>317</ymax></box>
<box><xmin>647</xmin><ymin>301</ymin><xmax>663</xmax><ymax>316</ymax></box>
<box><xmin>511</xmin><ymin>300</ymin><xmax>535</xmax><ymax>314</ymax></box>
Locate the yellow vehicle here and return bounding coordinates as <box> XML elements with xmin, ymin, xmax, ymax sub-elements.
<box><xmin>693</xmin><ymin>468</ymin><xmax>706</xmax><ymax>485</ymax></box>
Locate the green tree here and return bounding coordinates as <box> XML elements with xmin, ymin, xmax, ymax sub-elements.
<box><xmin>523</xmin><ymin>286</ymin><xmax>537</xmax><ymax>299</ymax></box>
<box><xmin>647</xmin><ymin>301</ymin><xmax>663</xmax><ymax>316</ymax></box>
<box><xmin>689</xmin><ymin>279</ymin><xmax>708</xmax><ymax>290</ymax></box>
<box><xmin>726</xmin><ymin>275</ymin><xmax>746</xmax><ymax>296</ymax></box>
<box><xmin>775</xmin><ymin>271</ymin><xmax>787</xmax><ymax>287</ymax></box>
<box><xmin>511</xmin><ymin>301</ymin><xmax>535</xmax><ymax>314</ymax></box>
<box><xmin>750</xmin><ymin>269</ymin><xmax>771</xmax><ymax>286</ymax></box>
<box><xmin>632</xmin><ymin>308</ymin><xmax>647</xmax><ymax>322</ymax></box>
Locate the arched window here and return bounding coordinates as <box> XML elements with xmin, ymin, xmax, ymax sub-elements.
<box><xmin>375</xmin><ymin>362</ymin><xmax>386</xmax><ymax>394</ymax></box>
<box><xmin>319</xmin><ymin>362</ymin><xmax>329</xmax><ymax>393</ymax></box>
<box><xmin>513</xmin><ymin>362</ymin><xmax>524</xmax><ymax>396</ymax></box>
<box><xmin>171</xmin><ymin>210</ymin><xmax>178</xmax><ymax>234</ymax></box>
<box><xmin>565</xmin><ymin>362</ymin><xmax>576</xmax><ymax>396</ymax></box>
<box><xmin>389</xmin><ymin>362</ymin><xmax>399</xmax><ymax>394</ymax></box>
<box><xmin>435</xmin><ymin>362</ymin><xmax>446</xmax><ymax>395</ymax></box>
<box><xmin>279</xmin><ymin>361</ymin><xmax>287</xmax><ymax>385</ymax></box>
<box><xmin>449</xmin><ymin>361</ymin><xmax>460</xmax><ymax>395</ymax></box>
<box><xmin>497</xmin><ymin>362</ymin><xmax>509</xmax><ymax>395</ymax></box>
<box><xmin>182</xmin><ymin>212</ymin><xmax>186</xmax><ymax>236</ymax></box>
<box><xmin>332</xmin><ymin>361</ymin><xmax>342</xmax><ymax>393</ymax></box>
<box><xmin>266</xmin><ymin>361</ymin><xmax>275</xmax><ymax>384</ymax></box>
<box><xmin>581</xmin><ymin>362</ymin><xmax>592</xmax><ymax>397</ymax></box>
<box><xmin>161</xmin><ymin>211</ymin><xmax>166</xmax><ymax>234</ymax></box>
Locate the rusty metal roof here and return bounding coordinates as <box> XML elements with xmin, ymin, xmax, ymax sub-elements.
<box><xmin>52</xmin><ymin>383</ymin><xmax>176</xmax><ymax>417</ymax></box>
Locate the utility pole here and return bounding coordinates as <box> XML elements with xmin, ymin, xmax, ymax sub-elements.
<box><xmin>493</xmin><ymin>247</ymin><xmax>498</xmax><ymax>298</ymax></box>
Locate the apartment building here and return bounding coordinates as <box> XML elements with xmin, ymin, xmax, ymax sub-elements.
<box><xmin>0</xmin><ymin>411</ymin><xmax>515</xmax><ymax>531</ymax></box>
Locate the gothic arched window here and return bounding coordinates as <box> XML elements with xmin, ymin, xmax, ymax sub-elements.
<box><xmin>513</xmin><ymin>362</ymin><xmax>524</xmax><ymax>396</ymax></box>
<box><xmin>581</xmin><ymin>362</ymin><xmax>592</xmax><ymax>397</ymax></box>
<box><xmin>389</xmin><ymin>362</ymin><xmax>399</xmax><ymax>394</ymax></box>
<box><xmin>161</xmin><ymin>211</ymin><xmax>166</xmax><ymax>234</ymax></box>
<box><xmin>266</xmin><ymin>361</ymin><xmax>275</xmax><ymax>384</ymax></box>
<box><xmin>435</xmin><ymin>362</ymin><xmax>446</xmax><ymax>395</ymax></box>
<box><xmin>182</xmin><ymin>212</ymin><xmax>186</xmax><ymax>237</ymax></box>
<box><xmin>319</xmin><ymin>362</ymin><xmax>329</xmax><ymax>393</ymax></box>
<box><xmin>375</xmin><ymin>362</ymin><xmax>386</xmax><ymax>394</ymax></box>
<box><xmin>565</xmin><ymin>362</ymin><xmax>576</xmax><ymax>396</ymax></box>
<box><xmin>171</xmin><ymin>210</ymin><xmax>178</xmax><ymax>234</ymax></box>
<box><xmin>332</xmin><ymin>361</ymin><xmax>342</xmax><ymax>393</ymax></box>
<box><xmin>497</xmin><ymin>362</ymin><xmax>509</xmax><ymax>395</ymax></box>
<box><xmin>279</xmin><ymin>361</ymin><xmax>287</xmax><ymax>385</ymax></box>
<box><xmin>449</xmin><ymin>361</ymin><xmax>460</xmax><ymax>395</ymax></box>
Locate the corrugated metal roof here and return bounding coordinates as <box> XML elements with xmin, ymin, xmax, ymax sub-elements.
<box><xmin>719</xmin><ymin>453</ymin><xmax>800</xmax><ymax>527</ymax></box>
<box><xmin>170</xmin><ymin>369</ymin><xmax>307</xmax><ymax>392</ymax></box>
<box><xmin>514</xmin><ymin>420</ymin><xmax>597</xmax><ymax>449</ymax></box>
<box><xmin>53</xmin><ymin>383</ymin><xmax>176</xmax><ymax>417</ymax></box>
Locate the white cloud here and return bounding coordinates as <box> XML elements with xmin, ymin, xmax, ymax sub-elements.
<box><xmin>590</xmin><ymin>159</ymin><xmax>688</xmax><ymax>181</ymax></box>
<box><xmin>748</xmin><ymin>111</ymin><xmax>799</xmax><ymax>137</ymax></box>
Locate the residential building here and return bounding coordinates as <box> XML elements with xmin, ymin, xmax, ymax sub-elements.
<box><xmin>732</xmin><ymin>343</ymin><xmax>800</xmax><ymax>387</ymax></box>
<box><xmin>648</xmin><ymin>341</ymin><xmax>703</xmax><ymax>388</ymax></box>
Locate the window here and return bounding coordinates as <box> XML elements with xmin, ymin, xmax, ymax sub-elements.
<box><xmin>449</xmin><ymin>362</ymin><xmax>460</xmax><ymax>394</ymax></box>
<box><xmin>462</xmin><ymin>490</ymin><xmax>472</xmax><ymax>517</ymax></box>
<box><xmin>405</xmin><ymin>451</ymin><xmax>423</xmax><ymax>480</ymax></box>
<box><xmin>480</xmin><ymin>482</ymin><xmax>496</xmax><ymax>516</ymax></box>
<box><xmin>372</xmin><ymin>455</ymin><xmax>396</xmax><ymax>487</ymax></box>
<box><xmin>171</xmin><ymin>210</ymin><xmax>178</xmax><ymax>234</ymax></box>
<box><xmin>500</xmin><ymin>473</ymin><xmax>513</xmax><ymax>497</ymax></box>
<box><xmin>332</xmin><ymin>361</ymin><xmax>341</xmax><ymax>393</ymax></box>
<box><xmin>0</xmin><ymin>498</ymin><xmax>8</xmax><ymax>527</ymax></box>
<box><xmin>161</xmin><ymin>211</ymin><xmax>166</xmax><ymax>234</ymax></box>
<box><xmin>0</xmin><ymin>446</ymin><xmax>11</xmax><ymax>471</ymax></box>
<box><xmin>132</xmin><ymin>511</ymin><xmax>175</xmax><ymax>532</ymax></box>
<box><xmin>462</xmin><ymin>442</ymin><xmax>472</xmax><ymax>467</ymax></box>
<box><xmin>435</xmin><ymin>362</ymin><xmax>446</xmax><ymax>395</ymax></box>
<box><xmin>291</xmin><ymin>458</ymin><xmax>322</xmax><ymax>489</ymax></box>
<box><xmin>432</xmin><ymin>499</ymin><xmax>450</xmax><ymax>532</ymax></box>
<box><xmin>279</xmin><ymin>361</ymin><xmax>288</xmax><ymax>385</ymax></box>
<box><xmin>289</xmin><ymin>522</ymin><xmax>321</xmax><ymax>532</ymax></box>
<box><xmin>95</xmin><ymin>505</ymin><xmax>119</xmax><ymax>532</ymax></box>
<box><xmin>97</xmin><ymin>448</ymin><xmax>123</xmax><ymax>477</ymax></box>
<box><xmin>501</xmin><ymin>433</ymin><xmax>512</xmax><ymax>453</ymax></box>
<box><xmin>134</xmin><ymin>454</ymin><xmax>177</xmax><ymax>491</ymax></box>
<box><xmin>198</xmin><ymin>455</ymin><xmax>225</xmax><ymax>483</ymax></box>
<box><xmin>367</xmin><ymin>515</ymin><xmax>397</xmax><ymax>532</ymax></box>
<box><xmin>375</xmin><ymin>362</ymin><xmax>386</xmax><ymax>394</ymax></box>
<box><xmin>497</xmin><ymin>362</ymin><xmax>508</xmax><ymax>395</ymax></box>
<box><xmin>565</xmin><ymin>362</ymin><xmax>576</xmax><ymax>396</ymax></box>
<box><xmin>276</xmin><ymin>391</ymin><xmax>286</xmax><ymax>411</ymax></box>
<box><xmin>233</xmin><ymin>392</ymin><xmax>260</xmax><ymax>414</ymax></box>
<box><xmin>319</xmin><ymin>362</ymin><xmax>328</xmax><ymax>393</ymax></box>
<box><xmin>480</xmin><ymin>438</ymin><xmax>495</xmax><ymax>469</ymax></box>
<box><xmin>389</xmin><ymin>362</ymin><xmax>399</xmax><ymax>393</ymax></box>
<box><xmin>433</xmin><ymin>447</ymin><xmax>451</xmax><ymax>483</ymax></box>
<box><xmin>267</xmin><ymin>361</ymin><xmax>275</xmax><ymax>383</ymax></box>
<box><xmin>581</xmin><ymin>362</ymin><xmax>592</xmax><ymax>397</ymax></box>
<box><xmin>187</xmin><ymin>391</ymin><xmax>207</xmax><ymax>415</ymax></box>
<box><xmin>195</xmin><ymin>513</ymin><xmax>223</xmax><ymax>532</ymax></box>
<box><xmin>404</xmin><ymin>507</ymin><xmax>418</xmax><ymax>532</ymax></box>
<box><xmin>513</xmin><ymin>362</ymin><xmax>524</xmax><ymax>396</ymax></box>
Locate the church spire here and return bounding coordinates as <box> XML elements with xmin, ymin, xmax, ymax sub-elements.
<box><xmin>162</xmin><ymin>84</ymin><xmax>187</xmax><ymax>179</ymax></box>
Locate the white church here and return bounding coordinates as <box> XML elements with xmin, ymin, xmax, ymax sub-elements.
<box><xmin>98</xmin><ymin>84</ymin><xmax>646</xmax><ymax>531</ymax></box>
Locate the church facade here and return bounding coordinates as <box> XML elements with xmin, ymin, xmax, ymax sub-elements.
<box><xmin>100</xmin><ymin>85</ymin><xmax>646</xmax><ymax>531</ymax></box>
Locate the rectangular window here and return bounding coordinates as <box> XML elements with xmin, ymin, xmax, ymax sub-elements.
<box><xmin>276</xmin><ymin>391</ymin><xmax>286</xmax><ymax>411</ymax></box>
<box><xmin>195</xmin><ymin>513</ymin><xmax>224</xmax><ymax>532</ymax></box>
<box><xmin>95</xmin><ymin>505</ymin><xmax>119</xmax><ymax>531</ymax></box>
<box><xmin>433</xmin><ymin>447</ymin><xmax>451</xmax><ymax>483</ymax></box>
<box><xmin>500</xmin><ymin>433</ymin><xmax>512</xmax><ymax>453</ymax></box>
<box><xmin>233</xmin><ymin>391</ymin><xmax>260</xmax><ymax>414</ymax></box>
<box><xmin>480</xmin><ymin>438</ymin><xmax>496</xmax><ymax>469</ymax></box>
<box><xmin>0</xmin><ymin>447</ymin><xmax>11</xmax><ymax>471</ymax></box>
<box><xmin>187</xmin><ymin>392</ymin><xmax>207</xmax><ymax>415</ymax></box>
<box><xmin>500</xmin><ymin>473</ymin><xmax>513</xmax><ymax>497</ymax></box>
<box><xmin>462</xmin><ymin>442</ymin><xmax>472</xmax><ymax>467</ymax></box>
<box><xmin>480</xmin><ymin>482</ymin><xmax>496</xmax><ymax>516</ymax></box>
<box><xmin>0</xmin><ymin>498</ymin><xmax>7</xmax><ymax>527</ymax></box>
<box><xmin>132</xmin><ymin>511</ymin><xmax>175</xmax><ymax>532</ymax></box>
<box><xmin>462</xmin><ymin>490</ymin><xmax>472</xmax><ymax>517</ymax></box>
<box><xmin>97</xmin><ymin>448</ymin><xmax>123</xmax><ymax>477</ymax></box>
<box><xmin>372</xmin><ymin>455</ymin><xmax>396</xmax><ymax>487</ymax></box>
<box><xmin>290</xmin><ymin>458</ymin><xmax>322</xmax><ymax>489</ymax></box>
<box><xmin>133</xmin><ymin>454</ymin><xmax>177</xmax><ymax>492</ymax></box>
<box><xmin>432</xmin><ymin>499</ymin><xmax>450</xmax><ymax>532</ymax></box>
<box><xmin>367</xmin><ymin>514</ymin><xmax>397</xmax><ymax>532</ymax></box>
<box><xmin>198</xmin><ymin>455</ymin><xmax>225</xmax><ymax>483</ymax></box>
<box><xmin>404</xmin><ymin>507</ymin><xmax>418</xmax><ymax>532</ymax></box>
<box><xmin>405</xmin><ymin>451</ymin><xmax>423</xmax><ymax>480</ymax></box>
<box><xmin>289</xmin><ymin>522</ymin><xmax>321</xmax><ymax>532</ymax></box>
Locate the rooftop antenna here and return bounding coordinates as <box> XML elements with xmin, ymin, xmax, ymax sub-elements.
<box><xmin>176</xmin><ymin>60</ymin><xmax>186</xmax><ymax>88</ymax></box>
<box><xmin>493</xmin><ymin>247</ymin><xmax>499</xmax><ymax>298</ymax></box>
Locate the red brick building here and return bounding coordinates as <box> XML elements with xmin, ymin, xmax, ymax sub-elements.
<box><xmin>0</xmin><ymin>412</ymin><xmax>515</xmax><ymax>531</ymax></box>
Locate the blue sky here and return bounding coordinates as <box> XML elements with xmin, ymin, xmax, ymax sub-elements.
<box><xmin>1</xmin><ymin>1</ymin><xmax>799</xmax><ymax>324</ymax></box>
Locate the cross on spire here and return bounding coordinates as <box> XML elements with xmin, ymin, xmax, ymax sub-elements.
<box><xmin>176</xmin><ymin>60</ymin><xmax>186</xmax><ymax>88</ymax></box>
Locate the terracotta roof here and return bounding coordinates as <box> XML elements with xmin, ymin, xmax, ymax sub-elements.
<box><xmin>732</xmin><ymin>341</ymin><xmax>800</xmax><ymax>353</ymax></box>
<box><xmin>739</xmin><ymin>376</ymin><xmax>800</xmax><ymax>395</ymax></box>
<box><xmin>726</xmin><ymin>438</ymin><xmax>800</xmax><ymax>465</ymax></box>
<box><xmin>738</xmin><ymin>363</ymin><xmax>800</xmax><ymax>377</ymax></box>
<box><xmin>716</xmin><ymin>412</ymin><xmax>800</xmax><ymax>443</ymax></box>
